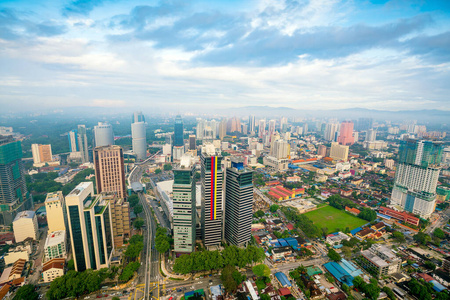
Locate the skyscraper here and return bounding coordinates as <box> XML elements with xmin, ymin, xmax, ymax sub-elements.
<box><xmin>94</xmin><ymin>122</ymin><xmax>114</xmax><ymax>147</ymax></box>
<box><xmin>0</xmin><ymin>135</ymin><xmax>33</xmax><ymax>226</ymax></box>
<box><xmin>268</xmin><ymin>119</ymin><xmax>276</xmax><ymax>138</ymax></box>
<box><xmin>201</xmin><ymin>144</ymin><xmax>223</xmax><ymax>247</ymax></box>
<box><xmin>174</xmin><ymin>115</ymin><xmax>184</xmax><ymax>147</ymax></box>
<box><xmin>225</xmin><ymin>159</ymin><xmax>253</xmax><ymax>246</ymax></box>
<box><xmin>324</xmin><ymin>123</ymin><xmax>339</xmax><ymax>141</ymax></box>
<box><xmin>68</xmin><ymin>130</ymin><xmax>79</xmax><ymax>153</ymax></box>
<box><xmin>337</xmin><ymin>121</ymin><xmax>355</xmax><ymax>145</ymax></box>
<box><xmin>219</xmin><ymin>119</ymin><xmax>227</xmax><ymax>140</ymax></box>
<box><xmin>173</xmin><ymin>156</ymin><xmax>196</xmax><ymax>254</ymax></box>
<box><xmin>258</xmin><ymin>119</ymin><xmax>266</xmax><ymax>138</ymax></box>
<box><xmin>249</xmin><ymin>115</ymin><xmax>256</xmax><ymax>134</ymax></box>
<box><xmin>366</xmin><ymin>129</ymin><xmax>377</xmax><ymax>142</ymax></box>
<box><xmin>357</xmin><ymin>118</ymin><xmax>373</xmax><ymax>131</ymax></box>
<box><xmin>196</xmin><ymin>119</ymin><xmax>205</xmax><ymax>140</ymax></box>
<box><xmin>189</xmin><ymin>135</ymin><xmax>196</xmax><ymax>151</ymax></box>
<box><xmin>65</xmin><ymin>182</ymin><xmax>114</xmax><ymax>271</ymax></box>
<box><xmin>227</xmin><ymin>117</ymin><xmax>241</xmax><ymax>133</ymax></box>
<box><xmin>131</xmin><ymin>112</ymin><xmax>147</xmax><ymax>161</ymax></box>
<box><xmin>390</xmin><ymin>139</ymin><xmax>443</xmax><ymax>218</ymax></box>
<box><xmin>77</xmin><ymin>125</ymin><xmax>89</xmax><ymax>163</ymax></box>
<box><xmin>94</xmin><ymin>145</ymin><xmax>126</xmax><ymax>199</ymax></box>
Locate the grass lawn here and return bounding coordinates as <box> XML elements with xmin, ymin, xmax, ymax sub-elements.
<box><xmin>304</xmin><ymin>205</ymin><xmax>367</xmax><ymax>233</ymax></box>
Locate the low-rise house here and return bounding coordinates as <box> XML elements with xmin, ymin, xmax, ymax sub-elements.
<box><xmin>345</xmin><ymin>207</ymin><xmax>360</xmax><ymax>216</ymax></box>
<box><xmin>326</xmin><ymin>232</ymin><xmax>351</xmax><ymax>246</ymax></box>
<box><xmin>355</xmin><ymin>228</ymin><xmax>375</xmax><ymax>240</ymax></box>
<box><xmin>42</xmin><ymin>258</ymin><xmax>65</xmax><ymax>283</ymax></box>
<box><xmin>272</xmin><ymin>246</ymin><xmax>293</xmax><ymax>261</ymax></box>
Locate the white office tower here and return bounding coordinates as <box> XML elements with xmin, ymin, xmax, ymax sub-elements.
<box><xmin>78</xmin><ymin>125</ymin><xmax>89</xmax><ymax>163</ymax></box>
<box><xmin>68</xmin><ymin>130</ymin><xmax>78</xmax><ymax>153</ymax></box>
<box><xmin>45</xmin><ymin>191</ymin><xmax>66</xmax><ymax>233</ymax></box>
<box><xmin>13</xmin><ymin>211</ymin><xmax>38</xmax><ymax>243</ymax></box>
<box><xmin>225</xmin><ymin>159</ymin><xmax>253</xmax><ymax>246</ymax></box>
<box><xmin>173</xmin><ymin>156</ymin><xmax>196</xmax><ymax>254</ymax></box>
<box><xmin>66</xmin><ymin>182</ymin><xmax>114</xmax><ymax>271</ymax></box>
<box><xmin>366</xmin><ymin>129</ymin><xmax>377</xmax><ymax>142</ymax></box>
<box><xmin>196</xmin><ymin>119</ymin><xmax>205</xmax><ymax>140</ymax></box>
<box><xmin>94</xmin><ymin>122</ymin><xmax>114</xmax><ymax>147</ymax></box>
<box><xmin>325</xmin><ymin>123</ymin><xmax>339</xmax><ymax>141</ymax></box>
<box><xmin>201</xmin><ymin>144</ymin><xmax>224</xmax><ymax>247</ymax></box>
<box><xmin>390</xmin><ymin>140</ymin><xmax>443</xmax><ymax>218</ymax></box>
<box><xmin>173</xmin><ymin>146</ymin><xmax>185</xmax><ymax>161</ymax></box>
<box><xmin>131</xmin><ymin>112</ymin><xmax>147</xmax><ymax>161</ymax></box>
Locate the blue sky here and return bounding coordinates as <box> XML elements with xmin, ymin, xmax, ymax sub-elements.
<box><xmin>0</xmin><ymin>0</ymin><xmax>449</xmax><ymax>113</ymax></box>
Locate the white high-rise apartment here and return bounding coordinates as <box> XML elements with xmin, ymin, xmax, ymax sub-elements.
<box><xmin>366</xmin><ymin>129</ymin><xmax>377</xmax><ymax>142</ymax></box>
<box><xmin>77</xmin><ymin>125</ymin><xmax>89</xmax><ymax>163</ymax></box>
<box><xmin>330</xmin><ymin>142</ymin><xmax>349</xmax><ymax>161</ymax></box>
<box><xmin>390</xmin><ymin>139</ymin><xmax>443</xmax><ymax>218</ymax></box>
<box><xmin>66</xmin><ymin>182</ymin><xmax>114</xmax><ymax>271</ymax></box>
<box><xmin>258</xmin><ymin>119</ymin><xmax>266</xmax><ymax>138</ymax></box>
<box><xmin>325</xmin><ymin>123</ymin><xmax>339</xmax><ymax>141</ymax></box>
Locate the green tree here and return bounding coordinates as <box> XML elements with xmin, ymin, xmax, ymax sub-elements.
<box><xmin>252</xmin><ymin>264</ymin><xmax>271</xmax><ymax>277</ymax></box>
<box><xmin>67</xmin><ymin>259</ymin><xmax>75</xmax><ymax>270</ymax></box>
<box><xmin>433</xmin><ymin>228</ymin><xmax>446</xmax><ymax>239</ymax></box>
<box><xmin>269</xmin><ymin>204</ymin><xmax>280</xmax><ymax>213</ymax></box>
<box><xmin>14</xmin><ymin>284</ymin><xmax>38</xmax><ymax>300</ymax></box>
<box><xmin>382</xmin><ymin>287</ymin><xmax>396</xmax><ymax>300</ymax></box>
<box><xmin>327</xmin><ymin>248</ymin><xmax>341</xmax><ymax>262</ymax></box>
<box><xmin>155</xmin><ymin>169</ymin><xmax>162</xmax><ymax>174</ymax></box>
<box><xmin>414</xmin><ymin>232</ymin><xmax>431</xmax><ymax>245</ymax></box>
<box><xmin>358</xmin><ymin>208</ymin><xmax>377</xmax><ymax>222</ymax></box>
<box><xmin>392</xmin><ymin>231</ymin><xmax>406</xmax><ymax>243</ymax></box>
<box><xmin>260</xmin><ymin>294</ymin><xmax>271</xmax><ymax>300</ymax></box>
<box><xmin>163</xmin><ymin>164</ymin><xmax>173</xmax><ymax>171</ymax></box>
<box><xmin>133</xmin><ymin>218</ymin><xmax>144</xmax><ymax>229</ymax></box>
<box><xmin>124</xmin><ymin>242</ymin><xmax>144</xmax><ymax>260</ymax></box>
<box><xmin>129</xmin><ymin>234</ymin><xmax>144</xmax><ymax>244</ymax></box>
<box><xmin>155</xmin><ymin>227</ymin><xmax>171</xmax><ymax>253</ymax></box>
<box><xmin>128</xmin><ymin>194</ymin><xmax>139</xmax><ymax>207</ymax></box>
<box><xmin>119</xmin><ymin>262</ymin><xmax>140</xmax><ymax>281</ymax></box>
<box><xmin>134</xmin><ymin>204</ymin><xmax>143</xmax><ymax>215</ymax></box>
<box><xmin>221</xmin><ymin>265</ymin><xmax>239</xmax><ymax>293</ymax></box>
<box><xmin>253</xmin><ymin>210</ymin><xmax>265</xmax><ymax>218</ymax></box>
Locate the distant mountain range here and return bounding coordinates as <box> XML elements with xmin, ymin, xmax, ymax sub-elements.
<box><xmin>222</xmin><ymin>106</ymin><xmax>450</xmax><ymax>124</ymax></box>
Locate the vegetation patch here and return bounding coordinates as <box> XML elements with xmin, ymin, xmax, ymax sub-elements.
<box><xmin>304</xmin><ymin>205</ymin><xmax>366</xmax><ymax>233</ymax></box>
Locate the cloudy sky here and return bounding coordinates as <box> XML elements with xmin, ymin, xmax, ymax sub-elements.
<box><xmin>0</xmin><ymin>0</ymin><xmax>449</xmax><ymax>113</ymax></box>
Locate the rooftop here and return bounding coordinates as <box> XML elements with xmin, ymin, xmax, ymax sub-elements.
<box><xmin>69</xmin><ymin>181</ymin><xmax>92</xmax><ymax>196</ymax></box>
<box><xmin>44</xmin><ymin>230</ymin><xmax>66</xmax><ymax>248</ymax></box>
<box><xmin>13</xmin><ymin>210</ymin><xmax>35</xmax><ymax>222</ymax></box>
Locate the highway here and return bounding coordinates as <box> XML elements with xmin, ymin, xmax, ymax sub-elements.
<box><xmin>128</xmin><ymin>153</ymin><xmax>161</xmax><ymax>300</ymax></box>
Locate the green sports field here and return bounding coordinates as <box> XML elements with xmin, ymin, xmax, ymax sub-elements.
<box><xmin>304</xmin><ymin>205</ymin><xmax>367</xmax><ymax>233</ymax></box>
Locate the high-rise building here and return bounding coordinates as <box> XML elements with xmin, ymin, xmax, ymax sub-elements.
<box><xmin>174</xmin><ymin>115</ymin><xmax>184</xmax><ymax>147</ymax></box>
<box><xmin>258</xmin><ymin>119</ymin><xmax>266</xmax><ymax>138</ymax></box>
<box><xmin>337</xmin><ymin>121</ymin><xmax>355</xmax><ymax>145</ymax></box>
<box><xmin>173</xmin><ymin>156</ymin><xmax>196</xmax><ymax>254</ymax></box>
<box><xmin>189</xmin><ymin>135</ymin><xmax>196</xmax><ymax>151</ymax></box>
<box><xmin>196</xmin><ymin>119</ymin><xmax>205</xmax><ymax>140</ymax></box>
<box><xmin>219</xmin><ymin>119</ymin><xmax>227</xmax><ymax>140</ymax></box>
<box><xmin>227</xmin><ymin>117</ymin><xmax>241</xmax><ymax>133</ymax></box>
<box><xmin>68</xmin><ymin>130</ymin><xmax>79</xmax><ymax>153</ymax></box>
<box><xmin>271</xmin><ymin>139</ymin><xmax>290</xmax><ymax>159</ymax></box>
<box><xmin>31</xmin><ymin>144</ymin><xmax>53</xmax><ymax>164</ymax></box>
<box><xmin>65</xmin><ymin>182</ymin><xmax>114</xmax><ymax>271</ymax></box>
<box><xmin>131</xmin><ymin>112</ymin><xmax>147</xmax><ymax>161</ymax></box>
<box><xmin>103</xmin><ymin>193</ymin><xmax>130</xmax><ymax>247</ymax></box>
<box><xmin>0</xmin><ymin>135</ymin><xmax>33</xmax><ymax>226</ymax></box>
<box><xmin>94</xmin><ymin>122</ymin><xmax>114</xmax><ymax>147</ymax></box>
<box><xmin>94</xmin><ymin>145</ymin><xmax>126</xmax><ymax>199</ymax></box>
<box><xmin>249</xmin><ymin>115</ymin><xmax>256</xmax><ymax>134</ymax></box>
<box><xmin>225</xmin><ymin>159</ymin><xmax>253</xmax><ymax>246</ymax></box>
<box><xmin>280</xmin><ymin>117</ymin><xmax>288</xmax><ymax>133</ymax></box>
<box><xmin>201</xmin><ymin>144</ymin><xmax>224</xmax><ymax>247</ymax></box>
<box><xmin>366</xmin><ymin>129</ymin><xmax>377</xmax><ymax>142</ymax></box>
<box><xmin>324</xmin><ymin>123</ymin><xmax>339</xmax><ymax>141</ymax></box>
<box><xmin>172</xmin><ymin>146</ymin><xmax>185</xmax><ymax>161</ymax></box>
<box><xmin>45</xmin><ymin>191</ymin><xmax>67</xmax><ymax>233</ymax></box>
<box><xmin>357</xmin><ymin>118</ymin><xmax>373</xmax><ymax>131</ymax></box>
<box><xmin>330</xmin><ymin>142</ymin><xmax>349</xmax><ymax>161</ymax></box>
<box><xmin>77</xmin><ymin>125</ymin><xmax>89</xmax><ymax>163</ymax></box>
<box><xmin>318</xmin><ymin>145</ymin><xmax>327</xmax><ymax>157</ymax></box>
<box><xmin>390</xmin><ymin>139</ymin><xmax>443</xmax><ymax>218</ymax></box>
<box><xmin>268</xmin><ymin>119</ymin><xmax>276</xmax><ymax>138</ymax></box>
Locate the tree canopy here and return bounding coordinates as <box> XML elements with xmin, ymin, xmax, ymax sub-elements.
<box><xmin>13</xmin><ymin>284</ymin><xmax>38</xmax><ymax>300</ymax></box>
<box><xmin>358</xmin><ymin>208</ymin><xmax>377</xmax><ymax>222</ymax></box>
<box><xmin>252</xmin><ymin>264</ymin><xmax>271</xmax><ymax>277</ymax></box>
<box><xmin>327</xmin><ymin>249</ymin><xmax>341</xmax><ymax>262</ymax></box>
<box><xmin>155</xmin><ymin>227</ymin><xmax>171</xmax><ymax>253</ymax></box>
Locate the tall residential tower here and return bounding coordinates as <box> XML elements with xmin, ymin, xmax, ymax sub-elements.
<box><xmin>94</xmin><ymin>145</ymin><xmax>126</xmax><ymax>199</ymax></box>
<box><xmin>390</xmin><ymin>139</ymin><xmax>443</xmax><ymax>218</ymax></box>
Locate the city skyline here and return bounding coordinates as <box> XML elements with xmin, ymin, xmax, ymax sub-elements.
<box><xmin>1</xmin><ymin>0</ymin><xmax>450</xmax><ymax>113</ymax></box>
